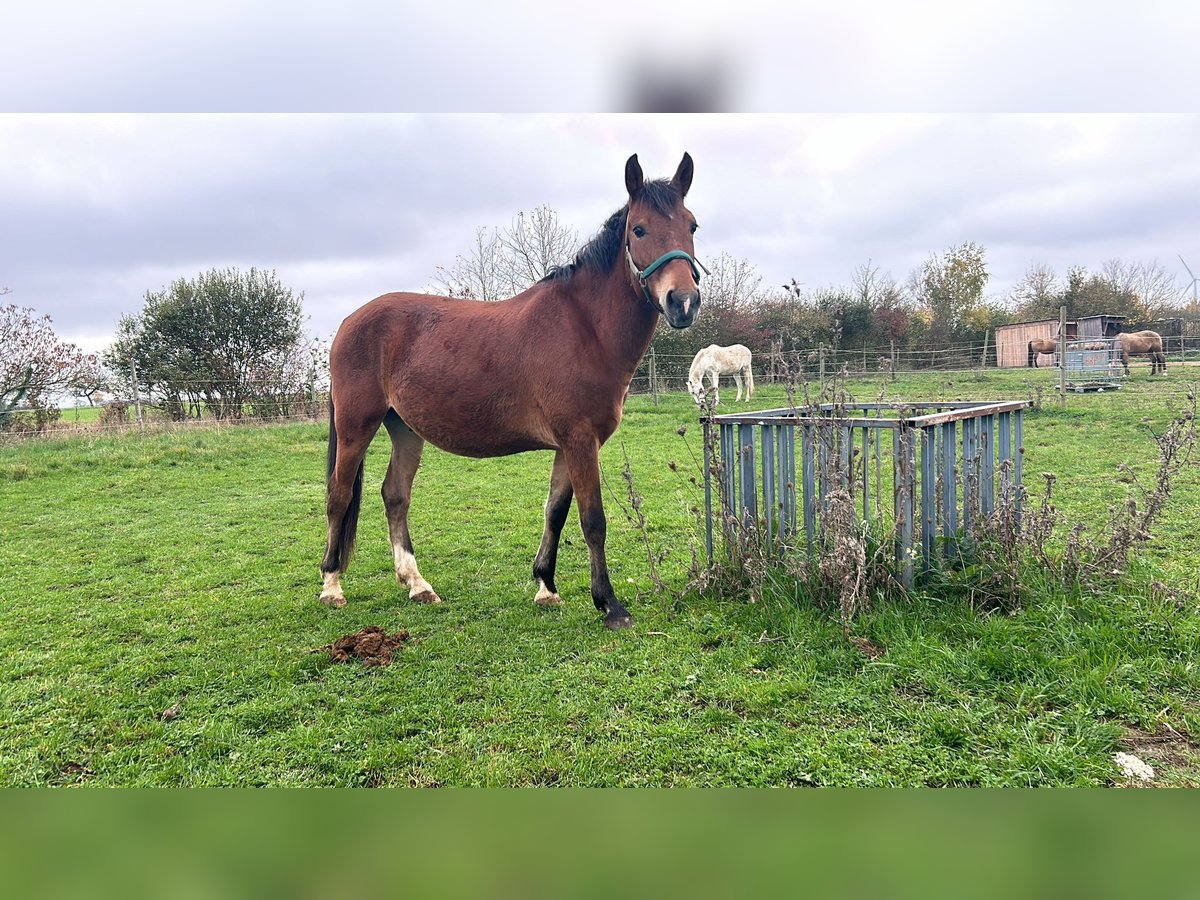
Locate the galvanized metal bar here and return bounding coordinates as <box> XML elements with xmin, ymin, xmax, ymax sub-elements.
<box><xmin>962</xmin><ymin>416</ymin><xmax>976</xmax><ymax>535</ymax></box>
<box><xmin>818</xmin><ymin>428</ymin><xmax>829</xmax><ymax>509</ymax></box>
<box><xmin>1014</xmin><ymin>408</ymin><xmax>1024</xmax><ymax>520</ymax></box>
<box><xmin>709</xmin><ymin>400</ymin><xmax>1021</xmax><ymax>428</ymax></box>
<box><xmin>980</xmin><ymin>414</ymin><xmax>995</xmax><ymax>516</ymax></box>
<box><xmin>998</xmin><ymin>410</ymin><xmax>1011</xmax><ymax>470</ymax></box>
<box><xmin>761</xmin><ymin>424</ymin><xmax>775</xmax><ymax>547</ymax></box>
<box><xmin>893</xmin><ymin>427</ymin><xmax>915</xmax><ymax>587</ymax></box>
<box><xmin>703</xmin><ymin>420</ymin><xmax>714</xmax><ymax>560</ymax></box>
<box><xmin>861</xmin><ymin>424</ymin><xmax>869</xmax><ymax>523</ymax></box>
<box><xmin>738</xmin><ymin>424</ymin><xmax>757</xmax><ymax>531</ymax></box>
<box><xmin>906</xmin><ymin>400</ymin><xmax>1029</xmax><ymax>428</ymax></box>
<box><xmin>941</xmin><ymin>420</ymin><xmax>958</xmax><ymax>554</ymax></box>
<box><xmin>920</xmin><ymin>425</ymin><xmax>936</xmax><ymax>573</ymax></box>
<box><xmin>903</xmin><ymin>427</ymin><xmax>916</xmax><ymax>587</ymax></box>
<box><xmin>712</xmin><ymin>413</ymin><xmax>900</xmax><ymax>428</ymax></box>
<box><xmin>840</xmin><ymin>425</ymin><xmax>851</xmax><ymax>492</ymax></box>
<box><xmin>802</xmin><ymin>423</ymin><xmax>816</xmax><ymax>555</ymax></box>
<box><xmin>779</xmin><ymin>424</ymin><xmax>796</xmax><ymax>539</ymax></box>
<box><xmin>873</xmin><ymin>415</ymin><xmax>882</xmax><ymax>518</ymax></box>
<box><xmin>720</xmin><ymin>422</ymin><xmax>736</xmax><ymax>545</ymax></box>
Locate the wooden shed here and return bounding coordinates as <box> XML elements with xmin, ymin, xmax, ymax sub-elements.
<box><xmin>995</xmin><ymin>319</ymin><xmax>1077</xmax><ymax>368</ymax></box>
<box><xmin>1077</xmin><ymin>315</ymin><xmax>1126</xmax><ymax>340</ymax></box>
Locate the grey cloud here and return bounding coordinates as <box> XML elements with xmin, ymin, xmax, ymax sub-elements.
<box><xmin>3</xmin><ymin>114</ymin><xmax>1199</xmax><ymax>352</ymax></box>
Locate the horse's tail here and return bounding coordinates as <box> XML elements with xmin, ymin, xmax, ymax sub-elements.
<box><xmin>323</xmin><ymin>398</ymin><xmax>365</xmax><ymax>574</ymax></box>
<box><xmin>744</xmin><ymin>362</ymin><xmax>755</xmax><ymax>399</ymax></box>
<box><xmin>325</xmin><ymin>399</ymin><xmax>338</xmax><ymax>483</ymax></box>
<box><xmin>1027</xmin><ymin>342</ymin><xmax>1034</xmax><ymax>368</ymax></box>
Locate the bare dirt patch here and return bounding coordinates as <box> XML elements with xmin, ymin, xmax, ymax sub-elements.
<box><xmin>848</xmin><ymin>635</ymin><xmax>885</xmax><ymax>659</ymax></box>
<box><xmin>326</xmin><ymin>626</ymin><xmax>412</xmax><ymax>667</ymax></box>
<box><xmin>1121</xmin><ymin>725</ymin><xmax>1198</xmax><ymax>767</ymax></box>
<box><xmin>1117</xmin><ymin>725</ymin><xmax>1200</xmax><ymax>785</ymax></box>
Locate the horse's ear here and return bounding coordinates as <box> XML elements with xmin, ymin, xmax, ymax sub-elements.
<box><xmin>671</xmin><ymin>152</ymin><xmax>694</xmax><ymax>198</ymax></box>
<box><xmin>625</xmin><ymin>154</ymin><xmax>643</xmax><ymax>197</ymax></box>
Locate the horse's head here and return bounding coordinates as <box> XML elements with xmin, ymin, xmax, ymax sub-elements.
<box><xmin>688</xmin><ymin>376</ymin><xmax>706</xmax><ymax>406</ymax></box>
<box><xmin>623</xmin><ymin>153</ymin><xmax>702</xmax><ymax>330</ymax></box>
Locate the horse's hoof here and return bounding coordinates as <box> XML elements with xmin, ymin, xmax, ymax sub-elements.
<box><xmin>534</xmin><ymin>583</ymin><xmax>562</xmax><ymax>607</ymax></box>
<box><xmin>319</xmin><ymin>592</ymin><xmax>346</xmax><ymax>608</ymax></box>
<box><xmin>604</xmin><ymin>613</ymin><xmax>635</xmax><ymax>630</ymax></box>
<box><xmin>411</xmin><ymin>590</ymin><xmax>442</xmax><ymax>605</ymax></box>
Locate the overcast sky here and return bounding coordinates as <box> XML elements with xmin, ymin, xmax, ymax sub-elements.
<box><xmin>3</xmin><ymin>114</ymin><xmax>1198</xmax><ymax>351</ymax></box>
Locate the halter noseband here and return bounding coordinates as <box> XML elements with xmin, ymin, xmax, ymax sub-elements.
<box><xmin>625</xmin><ymin>244</ymin><xmax>709</xmax><ymax>312</ymax></box>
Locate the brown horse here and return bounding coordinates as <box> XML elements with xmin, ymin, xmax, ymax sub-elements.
<box><xmin>1117</xmin><ymin>330</ymin><xmax>1167</xmax><ymax>375</ymax></box>
<box><xmin>1027</xmin><ymin>338</ymin><xmax>1057</xmax><ymax>368</ymax></box>
<box><xmin>320</xmin><ymin>153</ymin><xmax>702</xmax><ymax>629</ymax></box>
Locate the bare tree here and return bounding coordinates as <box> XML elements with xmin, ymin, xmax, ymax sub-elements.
<box><xmin>432</xmin><ymin>227</ymin><xmax>505</xmax><ymax>301</ymax></box>
<box><xmin>1101</xmin><ymin>259</ymin><xmax>1181</xmax><ymax>319</ymax></box>
<box><xmin>433</xmin><ymin>206</ymin><xmax>579</xmax><ymax>301</ymax></box>
<box><xmin>852</xmin><ymin>259</ymin><xmax>903</xmax><ymax>307</ymax></box>
<box><xmin>496</xmin><ymin>207</ymin><xmax>579</xmax><ymax>289</ymax></box>
<box><xmin>1009</xmin><ymin>263</ymin><xmax>1060</xmax><ymax>317</ymax></box>
<box><xmin>703</xmin><ymin>252</ymin><xmax>765</xmax><ymax>311</ymax></box>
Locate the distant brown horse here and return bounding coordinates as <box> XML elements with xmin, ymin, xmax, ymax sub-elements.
<box><xmin>320</xmin><ymin>153</ymin><xmax>703</xmax><ymax>629</ymax></box>
<box><xmin>1117</xmin><ymin>330</ymin><xmax>1167</xmax><ymax>375</ymax></box>
<box><xmin>1027</xmin><ymin>338</ymin><xmax>1058</xmax><ymax>368</ymax></box>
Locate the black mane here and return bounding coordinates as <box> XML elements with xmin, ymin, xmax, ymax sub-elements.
<box><xmin>543</xmin><ymin>179</ymin><xmax>681</xmax><ymax>283</ymax></box>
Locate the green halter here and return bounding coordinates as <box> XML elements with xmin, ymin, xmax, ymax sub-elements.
<box><xmin>625</xmin><ymin>245</ymin><xmax>707</xmax><ymax>310</ymax></box>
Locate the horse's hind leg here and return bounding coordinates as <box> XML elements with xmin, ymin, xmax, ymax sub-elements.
<box><xmin>320</xmin><ymin>403</ymin><xmax>382</xmax><ymax>607</ymax></box>
<box><xmin>382</xmin><ymin>411</ymin><xmax>440</xmax><ymax>605</ymax></box>
<box><xmin>532</xmin><ymin>449</ymin><xmax>573</xmax><ymax>608</ymax></box>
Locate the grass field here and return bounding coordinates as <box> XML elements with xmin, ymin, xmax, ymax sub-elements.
<box><xmin>2</xmin><ymin>368</ymin><xmax>1199</xmax><ymax>786</ymax></box>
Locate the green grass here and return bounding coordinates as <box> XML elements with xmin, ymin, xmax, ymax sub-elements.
<box><xmin>2</xmin><ymin>368</ymin><xmax>1199</xmax><ymax>785</ymax></box>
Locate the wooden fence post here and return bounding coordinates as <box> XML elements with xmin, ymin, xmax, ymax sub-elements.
<box><xmin>649</xmin><ymin>348</ymin><xmax>659</xmax><ymax>407</ymax></box>
<box><xmin>1058</xmin><ymin>305</ymin><xmax>1067</xmax><ymax>408</ymax></box>
<box><xmin>131</xmin><ymin>358</ymin><xmax>144</xmax><ymax>429</ymax></box>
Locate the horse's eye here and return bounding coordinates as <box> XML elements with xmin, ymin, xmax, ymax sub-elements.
<box><xmin>690</xmin><ymin>223</ymin><xmax>698</xmax><ymax>234</ymax></box>
<box><xmin>632</xmin><ymin>225</ymin><xmax>646</xmax><ymax>239</ymax></box>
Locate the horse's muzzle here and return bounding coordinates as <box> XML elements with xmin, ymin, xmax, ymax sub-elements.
<box><xmin>664</xmin><ymin>288</ymin><xmax>700</xmax><ymax>329</ymax></box>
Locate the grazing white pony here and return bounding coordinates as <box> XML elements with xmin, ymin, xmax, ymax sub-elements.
<box><xmin>687</xmin><ymin>344</ymin><xmax>754</xmax><ymax>406</ymax></box>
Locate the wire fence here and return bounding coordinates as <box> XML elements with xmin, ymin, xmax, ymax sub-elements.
<box><xmin>628</xmin><ymin>336</ymin><xmax>1200</xmax><ymax>396</ymax></box>
<box><xmin>6</xmin><ymin>335</ymin><xmax>1200</xmax><ymax>444</ymax></box>
<box><xmin>0</xmin><ymin>390</ymin><xmax>330</xmax><ymax>444</ymax></box>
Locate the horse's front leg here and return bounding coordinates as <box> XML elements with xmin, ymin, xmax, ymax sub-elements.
<box><xmin>532</xmin><ymin>450</ymin><xmax>573</xmax><ymax>608</ymax></box>
<box><xmin>709</xmin><ymin>371</ymin><xmax>720</xmax><ymax>406</ymax></box>
<box><xmin>562</xmin><ymin>436</ymin><xmax>633</xmax><ymax>629</ymax></box>
<box><xmin>733</xmin><ymin>373</ymin><xmax>743</xmax><ymax>402</ymax></box>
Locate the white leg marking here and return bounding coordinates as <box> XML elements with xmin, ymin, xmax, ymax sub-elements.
<box><xmin>320</xmin><ymin>570</ymin><xmax>346</xmax><ymax>608</ymax></box>
<box><xmin>394</xmin><ymin>546</ymin><xmax>441</xmax><ymax>604</ymax></box>
<box><xmin>534</xmin><ymin>579</ymin><xmax>562</xmax><ymax>607</ymax></box>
